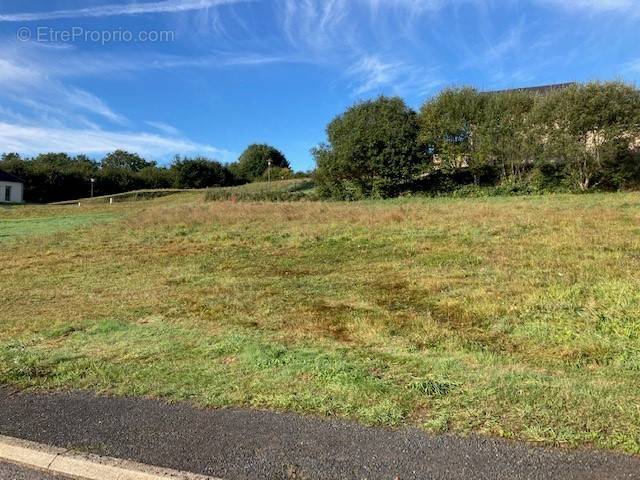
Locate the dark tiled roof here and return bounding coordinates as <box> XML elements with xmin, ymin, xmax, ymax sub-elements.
<box><xmin>0</xmin><ymin>169</ymin><xmax>23</xmax><ymax>183</ymax></box>
<box><xmin>486</xmin><ymin>83</ymin><xmax>577</xmax><ymax>95</ymax></box>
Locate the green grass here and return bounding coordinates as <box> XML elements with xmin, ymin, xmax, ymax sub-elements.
<box><xmin>1</xmin><ymin>192</ymin><xmax>639</xmax><ymax>454</ymax></box>
<box><xmin>50</xmin><ymin>188</ymin><xmax>203</xmax><ymax>205</ymax></box>
<box><xmin>0</xmin><ymin>209</ymin><xmax>118</xmax><ymax>241</ymax></box>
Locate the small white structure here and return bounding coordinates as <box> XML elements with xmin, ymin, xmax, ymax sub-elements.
<box><xmin>0</xmin><ymin>170</ymin><xmax>24</xmax><ymax>203</ymax></box>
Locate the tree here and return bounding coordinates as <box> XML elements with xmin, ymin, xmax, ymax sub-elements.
<box><xmin>477</xmin><ymin>90</ymin><xmax>536</xmax><ymax>181</ymax></box>
<box><xmin>137</xmin><ymin>166</ymin><xmax>175</xmax><ymax>189</ymax></box>
<box><xmin>313</xmin><ymin>96</ymin><xmax>424</xmax><ymax>199</ymax></box>
<box><xmin>171</xmin><ymin>156</ymin><xmax>233</xmax><ymax>189</ymax></box>
<box><xmin>419</xmin><ymin>88</ymin><xmax>485</xmax><ymax>173</ymax></box>
<box><xmin>532</xmin><ymin>82</ymin><xmax>640</xmax><ymax>190</ymax></box>
<box><xmin>101</xmin><ymin>150</ymin><xmax>155</xmax><ymax>172</ymax></box>
<box><xmin>0</xmin><ymin>153</ymin><xmax>26</xmax><ymax>179</ymax></box>
<box><xmin>233</xmin><ymin>144</ymin><xmax>289</xmax><ymax>181</ymax></box>
<box><xmin>26</xmin><ymin>153</ymin><xmax>99</xmax><ymax>202</ymax></box>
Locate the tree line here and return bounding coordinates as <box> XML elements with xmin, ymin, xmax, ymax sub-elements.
<box><xmin>314</xmin><ymin>81</ymin><xmax>640</xmax><ymax>199</ymax></box>
<box><xmin>4</xmin><ymin>81</ymin><xmax>639</xmax><ymax>203</ymax></box>
<box><xmin>0</xmin><ymin>144</ymin><xmax>292</xmax><ymax>203</ymax></box>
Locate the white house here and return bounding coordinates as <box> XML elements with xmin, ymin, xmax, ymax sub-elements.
<box><xmin>0</xmin><ymin>170</ymin><xmax>24</xmax><ymax>203</ymax></box>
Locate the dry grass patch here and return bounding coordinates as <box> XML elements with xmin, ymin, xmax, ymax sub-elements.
<box><xmin>1</xmin><ymin>192</ymin><xmax>640</xmax><ymax>453</ymax></box>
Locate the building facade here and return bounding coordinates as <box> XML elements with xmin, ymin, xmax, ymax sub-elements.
<box><xmin>0</xmin><ymin>170</ymin><xmax>24</xmax><ymax>203</ymax></box>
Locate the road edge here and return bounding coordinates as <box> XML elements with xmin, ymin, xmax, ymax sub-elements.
<box><xmin>0</xmin><ymin>435</ymin><xmax>221</xmax><ymax>480</ymax></box>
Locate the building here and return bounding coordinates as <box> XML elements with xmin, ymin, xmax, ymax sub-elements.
<box><xmin>485</xmin><ymin>82</ymin><xmax>577</xmax><ymax>95</ymax></box>
<box><xmin>0</xmin><ymin>170</ymin><xmax>24</xmax><ymax>203</ymax></box>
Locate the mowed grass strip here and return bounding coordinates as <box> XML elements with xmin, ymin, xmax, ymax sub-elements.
<box><xmin>0</xmin><ymin>207</ymin><xmax>119</xmax><ymax>241</ymax></box>
<box><xmin>1</xmin><ymin>193</ymin><xmax>639</xmax><ymax>453</ymax></box>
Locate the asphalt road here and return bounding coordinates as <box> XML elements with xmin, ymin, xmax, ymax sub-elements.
<box><xmin>0</xmin><ymin>462</ymin><xmax>65</xmax><ymax>480</ymax></box>
<box><xmin>1</xmin><ymin>387</ymin><xmax>638</xmax><ymax>480</ymax></box>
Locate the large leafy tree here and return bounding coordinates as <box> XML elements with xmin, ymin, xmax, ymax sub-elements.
<box><xmin>233</xmin><ymin>144</ymin><xmax>289</xmax><ymax>181</ymax></box>
<box><xmin>313</xmin><ymin>96</ymin><xmax>424</xmax><ymax>199</ymax></box>
<box><xmin>101</xmin><ymin>150</ymin><xmax>155</xmax><ymax>172</ymax></box>
<box><xmin>476</xmin><ymin>90</ymin><xmax>537</xmax><ymax>180</ymax></box>
<box><xmin>419</xmin><ymin>88</ymin><xmax>485</xmax><ymax>172</ymax></box>
<box><xmin>532</xmin><ymin>82</ymin><xmax>640</xmax><ymax>190</ymax></box>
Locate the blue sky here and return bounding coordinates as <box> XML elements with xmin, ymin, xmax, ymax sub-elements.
<box><xmin>0</xmin><ymin>0</ymin><xmax>638</xmax><ymax>170</ymax></box>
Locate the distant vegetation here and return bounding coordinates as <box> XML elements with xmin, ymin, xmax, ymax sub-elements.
<box><xmin>0</xmin><ymin>145</ymin><xmax>301</xmax><ymax>204</ymax></box>
<box><xmin>315</xmin><ymin>81</ymin><xmax>640</xmax><ymax>199</ymax></box>
<box><xmin>3</xmin><ymin>81</ymin><xmax>639</xmax><ymax>203</ymax></box>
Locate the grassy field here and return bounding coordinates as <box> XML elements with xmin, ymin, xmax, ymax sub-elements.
<box><xmin>51</xmin><ymin>188</ymin><xmax>202</xmax><ymax>205</ymax></box>
<box><xmin>204</xmin><ymin>179</ymin><xmax>315</xmax><ymax>201</ymax></box>
<box><xmin>1</xmin><ymin>189</ymin><xmax>639</xmax><ymax>454</ymax></box>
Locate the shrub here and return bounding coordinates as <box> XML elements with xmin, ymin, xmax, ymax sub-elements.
<box><xmin>313</xmin><ymin>96</ymin><xmax>425</xmax><ymax>199</ymax></box>
<box><xmin>256</xmin><ymin>166</ymin><xmax>294</xmax><ymax>182</ymax></box>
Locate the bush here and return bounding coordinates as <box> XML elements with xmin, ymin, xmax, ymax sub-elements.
<box><xmin>530</xmin><ymin>163</ymin><xmax>570</xmax><ymax>192</ymax></box>
<box><xmin>598</xmin><ymin>142</ymin><xmax>640</xmax><ymax>190</ymax></box>
<box><xmin>314</xmin><ymin>96</ymin><xmax>425</xmax><ymax>199</ymax></box>
<box><xmin>256</xmin><ymin>166</ymin><xmax>294</xmax><ymax>182</ymax></box>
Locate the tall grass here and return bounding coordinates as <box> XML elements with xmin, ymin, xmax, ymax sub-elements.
<box><xmin>204</xmin><ymin>179</ymin><xmax>315</xmax><ymax>202</ymax></box>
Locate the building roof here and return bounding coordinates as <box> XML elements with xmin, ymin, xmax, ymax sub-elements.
<box><xmin>486</xmin><ymin>82</ymin><xmax>577</xmax><ymax>95</ymax></box>
<box><xmin>0</xmin><ymin>169</ymin><xmax>23</xmax><ymax>183</ymax></box>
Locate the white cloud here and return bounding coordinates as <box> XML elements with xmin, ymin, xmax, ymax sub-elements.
<box><xmin>348</xmin><ymin>55</ymin><xmax>442</xmax><ymax>97</ymax></box>
<box><xmin>349</xmin><ymin>56</ymin><xmax>402</xmax><ymax>95</ymax></box>
<box><xmin>0</xmin><ymin>0</ymin><xmax>249</xmax><ymax>22</ymax></box>
<box><xmin>0</xmin><ymin>51</ymin><xmax>126</xmax><ymax>126</ymax></box>
<box><xmin>145</xmin><ymin>121</ymin><xmax>181</xmax><ymax>136</ymax></box>
<box><xmin>64</xmin><ymin>88</ymin><xmax>128</xmax><ymax>125</ymax></box>
<box><xmin>0</xmin><ymin>43</ymin><xmax>231</xmax><ymax>161</ymax></box>
<box><xmin>0</xmin><ymin>122</ymin><xmax>231</xmax><ymax>160</ymax></box>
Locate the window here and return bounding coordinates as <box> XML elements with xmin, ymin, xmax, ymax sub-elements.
<box><xmin>4</xmin><ymin>186</ymin><xmax>11</xmax><ymax>202</ymax></box>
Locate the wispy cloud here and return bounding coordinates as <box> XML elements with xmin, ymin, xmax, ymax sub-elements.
<box><xmin>348</xmin><ymin>55</ymin><xmax>442</xmax><ymax>97</ymax></box>
<box><xmin>0</xmin><ymin>43</ymin><xmax>230</xmax><ymax>161</ymax></box>
<box><xmin>536</xmin><ymin>0</ymin><xmax>636</xmax><ymax>13</ymax></box>
<box><xmin>348</xmin><ymin>56</ymin><xmax>401</xmax><ymax>95</ymax></box>
<box><xmin>64</xmin><ymin>88</ymin><xmax>128</xmax><ymax>125</ymax></box>
<box><xmin>0</xmin><ymin>122</ymin><xmax>229</xmax><ymax>160</ymax></box>
<box><xmin>0</xmin><ymin>0</ymin><xmax>249</xmax><ymax>22</ymax></box>
<box><xmin>0</xmin><ymin>49</ymin><xmax>126</xmax><ymax>126</ymax></box>
<box><xmin>145</xmin><ymin>121</ymin><xmax>181</xmax><ymax>136</ymax></box>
